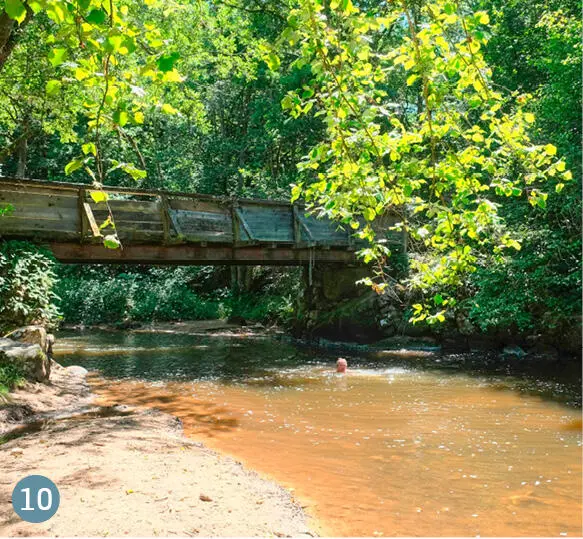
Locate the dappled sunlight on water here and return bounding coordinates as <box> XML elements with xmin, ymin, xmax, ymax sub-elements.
<box><xmin>57</xmin><ymin>331</ymin><xmax>582</xmax><ymax>537</ymax></box>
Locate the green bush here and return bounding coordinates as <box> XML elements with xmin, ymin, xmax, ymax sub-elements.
<box><xmin>0</xmin><ymin>241</ymin><xmax>61</xmax><ymax>334</ymax></box>
<box><xmin>55</xmin><ymin>265</ymin><xmax>294</xmax><ymax>326</ymax></box>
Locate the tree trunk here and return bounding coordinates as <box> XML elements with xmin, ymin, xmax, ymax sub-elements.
<box><xmin>0</xmin><ymin>7</ymin><xmax>34</xmax><ymax>73</ymax></box>
<box><xmin>15</xmin><ymin>135</ymin><xmax>27</xmax><ymax>178</ymax></box>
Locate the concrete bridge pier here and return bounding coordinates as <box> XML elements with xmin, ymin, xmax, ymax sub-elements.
<box><xmin>297</xmin><ymin>264</ymin><xmax>382</xmax><ymax>342</ymax></box>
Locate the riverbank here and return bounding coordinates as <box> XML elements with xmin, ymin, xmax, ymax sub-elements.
<box><xmin>0</xmin><ymin>360</ymin><xmax>315</xmax><ymax>537</ymax></box>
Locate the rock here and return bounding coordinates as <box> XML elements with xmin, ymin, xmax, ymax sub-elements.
<box><xmin>6</xmin><ymin>325</ymin><xmax>47</xmax><ymax>353</ymax></box>
<box><xmin>0</xmin><ymin>338</ymin><xmax>50</xmax><ymax>382</ymax></box>
<box><xmin>226</xmin><ymin>316</ymin><xmax>247</xmax><ymax>326</ymax></box>
<box><xmin>502</xmin><ymin>345</ymin><xmax>526</xmax><ymax>358</ymax></box>
<box><xmin>66</xmin><ymin>365</ymin><xmax>88</xmax><ymax>376</ymax></box>
<box><xmin>199</xmin><ymin>494</ymin><xmax>213</xmax><ymax>502</ymax></box>
<box><xmin>46</xmin><ymin>333</ymin><xmax>55</xmax><ymax>357</ymax></box>
<box><xmin>2</xmin><ymin>325</ymin><xmax>54</xmax><ymax>382</ymax></box>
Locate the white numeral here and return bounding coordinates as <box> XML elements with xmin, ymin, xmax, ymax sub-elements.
<box><xmin>20</xmin><ymin>487</ymin><xmax>53</xmax><ymax>511</ymax></box>
<box><xmin>37</xmin><ymin>488</ymin><xmax>52</xmax><ymax>511</ymax></box>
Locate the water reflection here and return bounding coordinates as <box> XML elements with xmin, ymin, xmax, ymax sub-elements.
<box><xmin>55</xmin><ymin>330</ymin><xmax>582</xmax><ymax>537</ymax></box>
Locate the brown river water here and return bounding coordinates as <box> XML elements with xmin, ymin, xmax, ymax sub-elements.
<box><xmin>55</xmin><ymin>330</ymin><xmax>582</xmax><ymax>537</ymax></box>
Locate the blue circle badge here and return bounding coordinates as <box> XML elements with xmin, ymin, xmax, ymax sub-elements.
<box><xmin>11</xmin><ymin>475</ymin><xmax>60</xmax><ymax>523</ymax></box>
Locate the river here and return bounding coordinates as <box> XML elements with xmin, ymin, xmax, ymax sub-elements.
<box><xmin>54</xmin><ymin>329</ymin><xmax>582</xmax><ymax>537</ymax></box>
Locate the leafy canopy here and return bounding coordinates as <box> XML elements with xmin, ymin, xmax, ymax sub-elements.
<box><xmin>271</xmin><ymin>0</ymin><xmax>572</xmax><ymax>323</ymax></box>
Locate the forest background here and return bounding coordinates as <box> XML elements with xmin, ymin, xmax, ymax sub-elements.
<box><xmin>0</xmin><ymin>0</ymin><xmax>580</xmax><ymax>352</ymax></box>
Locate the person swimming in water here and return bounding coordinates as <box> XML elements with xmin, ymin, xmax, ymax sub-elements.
<box><xmin>336</xmin><ymin>357</ymin><xmax>348</xmax><ymax>374</ymax></box>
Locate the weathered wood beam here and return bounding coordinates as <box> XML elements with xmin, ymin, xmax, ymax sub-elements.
<box><xmin>83</xmin><ymin>202</ymin><xmax>101</xmax><ymax>238</ymax></box>
<box><xmin>159</xmin><ymin>194</ymin><xmax>174</xmax><ymax>244</ymax></box>
<box><xmin>78</xmin><ymin>188</ymin><xmax>88</xmax><ymax>242</ymax></box>
<box><xmin>48</xmin><ymin>242</ymin><xmax>357</xmax><ymax>266</ymax></box>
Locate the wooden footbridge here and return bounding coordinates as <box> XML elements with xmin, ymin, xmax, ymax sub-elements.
<box><xmin>0</xmin><ymin>177</ymin><xmax>401</xmax><ymax>266</ymax></box>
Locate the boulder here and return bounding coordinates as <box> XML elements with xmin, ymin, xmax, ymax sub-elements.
<box><xmin>0</xmin><ymin>338</ymin><xmax>50</xmax><ymax>382</ymax></box>
<box><xmin>1</xmin><ymin>325</ymin><xmax>54</xmax><ymax>382</ymax></box>
<box><xmin>65</xmin><ymin>365</ymin><xmax>88</xmax><ymax>376</ymax></box>
<box><xmin>6</xmin><ymin>325</ymin><xmax>48</xmax><ymax>353</ymax></box>
<box><xmin>501</xmin><ymin>345</ymin><xmax>526</xmax><ymax>358</ymax></box>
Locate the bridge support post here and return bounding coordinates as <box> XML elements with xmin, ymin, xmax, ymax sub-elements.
<box><xmin>298</xmin><ymin>264</ymin><xmax>383</xmax><ymax>342</ymax></box>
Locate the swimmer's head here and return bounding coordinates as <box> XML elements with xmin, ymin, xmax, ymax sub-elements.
<box><xmin>336</xmin><ymin>358</ymin><xmax>348</xmax><ymax>373</ymax></box>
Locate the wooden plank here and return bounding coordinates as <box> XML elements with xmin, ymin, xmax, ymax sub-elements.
<box><xmin>168</xmin><ymin>198</ymin><xmax>228</xmax><ymax>213</ymax></box>
<box><xmin>90</xmin><ymin>209</ymin><xmax>164</xmax><ymax>223</ymax></box>
<box><xmin>93</xmin><ymin>219</ymin><xmax>164</xmax><ymax>232</ymax></box>
<box><xmin>160</xmin><ymin>195</ymin><xmax>172</xmax><ymax>243</ymax></box>
<box><xmin>0</xmin><ymin>183</ymin><xmax>79</xmax><ymax>197</ymax></box>
<box><xmin>0</xmin><ymin>191</ymin><xmax>79</xmax><ymax>208</ymax></box>
<box><xmin>83</xmin><ymin>202</ymin><xmax>101</xmax><ymax>237</ymax></box>
<box><xmin>169</xmin><ymin>209</ymin><xmax>232</xmax><ymax>242</ymax></box>
<box><xmin>79</xmin><ymin>189</ymin><xmax>87</xmax><ymax>242</ymax></box>
<box><xmin>101</xmin><ymin>199</ymin><xmax>159</xmax><ymax>213</ymax></box>
<box><xmin>49</xmin><ymin>242</ymin><xmax>357</xmax><ymax>266</ymax></box>
<box><xmin>4</xmin><ymin>205</ymin><xmax>78</xmax><ymax>221</ymax></box>
<box><xmin>0</xmin><ymin>177</ymin><xmax>291</xmax><ymax>206</ymax></box>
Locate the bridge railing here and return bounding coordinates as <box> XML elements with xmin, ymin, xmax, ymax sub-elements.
<box><xmin>0</xmin><ymin>177</ymin><xmax>398</xmax><ymax>249</ymax></box>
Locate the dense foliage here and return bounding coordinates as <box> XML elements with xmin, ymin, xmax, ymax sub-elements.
<box><xmin>0</xmin><ymin>241</ymin><xmax>61</xmax><ymax>333</ymax></box>
<box><xmin>55</xmin><ymin>265</ymin><xmax>299</xmax><ymax>326</ymax></box>
<box><xmin>0</xmin><ymin>0</ymin><xmax>579</xmax><ymax>345</ymax></box>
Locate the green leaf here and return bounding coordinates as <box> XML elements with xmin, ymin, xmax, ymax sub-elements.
<box><xmin>82</xmin><ymin>142</ymin><xmax>96</xmax><ymax>156</ymax></box>
<box><xmin>5</xmin><ymin>0</ymin><xmax>27</xmax><ymax>24</ymax></box>
<box><xmin>90</xmin><ymin>190</ymin><xmax>108</xmax><ymax>204</ymax></box>
<box><xmin>103</xmin><ymin>234</ymin><xmax>121</xmax><ymax>250</ymax></box>
<box><xmin>157</xmin><ymin>52</ymin><xmax>180</xmax><ymax>73</ymax></box>
<box><xmin>65</xmin><ymin>158</ymin><xmax>84</xmax><ymax>175</ymax></box>
<box><xmin>265</xmin><ymin>52</ymin><xmax>280</xmax><ymax>71</ymax></box>
<box><xmin>48</xmin><ymin>48</ymin><xmax>67</xmax><ymax>67</ymax></box>
<box><xmin>134</xmin><ymin>111</ymin><xmax>145</xmax><ymax>124</ymax></box>
<box><xmin>544</xmin><ymin>144</ymin><xmax>557</xmax><ymax>156</ymax></box>
<box><xmin>99</xmin><ymin>216</ymin><xmax>114</xmax><ymax>230</ymax></box>
<box><xmin>75</xmin><ymin>67</ymin><xmax>90</xmax><ymax>81</ymax></box>
<box><xmin>45</xmin><ymin>79</ymin><xmax>62</xmax><ymax>96</ymax></box>
<box><xmin>406</xmin><ymin>74</ymin><xmax>418</xmax><ymax>86</ymax></box>
<box><xmin>106</xmin><ymin>34</ymin><xmax>124</xmax><ymax>53</ymax></box>
<box><xmin>86</xmin><ymin>9</ymin><xmax>107</xmax><ymax>24</ymax></box>
<box><xmin>161</xmin><ymin>103</ymin><xmax>178</xmax><ymax>115</ymax></box>
<box><xmin>290</xmin><ymin>184</ymin><xmax>302</xmax><ymax>203</ymax></box>
<box><xmin>433</xmin><ymin>294</ymin><xmax>444</xmax><ymax>306</ymax></box>
<box><xmin>363</xmin><ymin>207</ymin><xmax>376</xmax><ymax>221</ymax></box>
<box><xmin>113</xmin><ymin>110</ymin><xmax>129</xmax><ymax>127</ymax></box>
<box><xmin>555</xmin><ymin>183</ymin><xmax>565</xmax><ymax>193</ymax></box>
<box><xmin>121</xmin><ymin>164</ymin><xmax>147</xmax><ymax>181</ymax></box>
<box><xmin>477</xmin><ymin>11</ymin><xmax>490</xmax><ymax>25</ymax></box>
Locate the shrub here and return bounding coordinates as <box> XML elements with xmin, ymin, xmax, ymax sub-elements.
<box><xmin>0</xmin><ymin>241</ymin><xmax>61</xmax><ymax>334</ymax></box>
